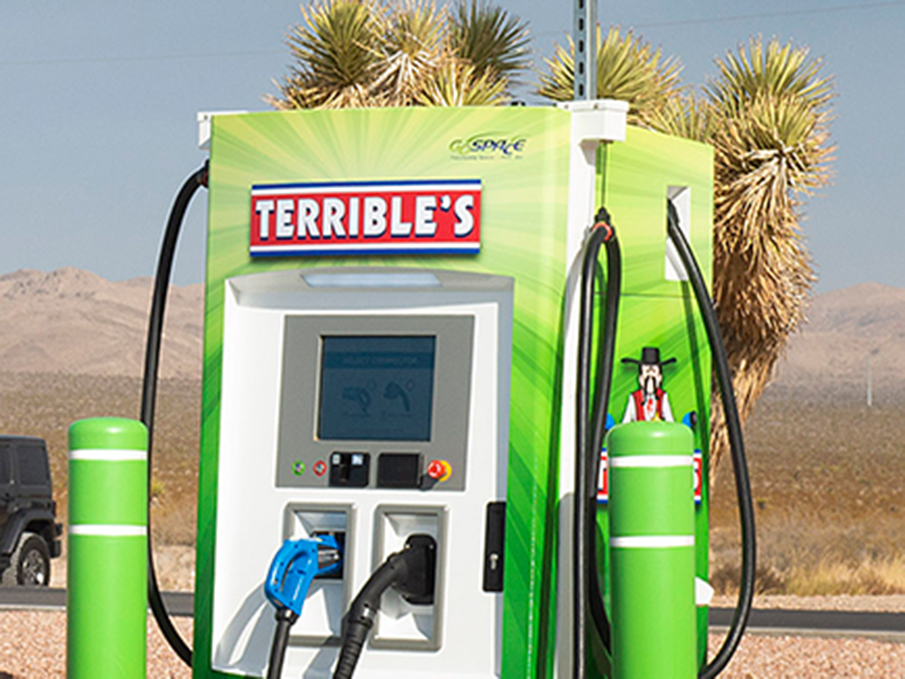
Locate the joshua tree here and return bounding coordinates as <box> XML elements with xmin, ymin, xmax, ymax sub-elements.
<box><xmin>268</xmin><ymin>0</ymin><xmax>530</xmax><ymax>109</ymax></box>
<box><xmin>700</xmin><ymin>38</ymin><xmax>833</xmax><ymax>471</ymax></box>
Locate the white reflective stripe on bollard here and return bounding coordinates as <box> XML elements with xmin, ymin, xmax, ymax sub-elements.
<box><xmin>610</xmin><ymin>535</ymin><xmax>695</xmax><ymax>548</ymax></box>
<box><xmin>69</xmin><ymin>449</ymin><xmax>148</xmax><ymax>461</ymax></box>
<box><xmin>69</xmin><ymin>525</ymin><xmax>148</xmax><ymax>537</ymax></box>
<box><xmin>608</xmin><ymin>455</ymin><xmax>694</xmax><ymax>468</ymax></box>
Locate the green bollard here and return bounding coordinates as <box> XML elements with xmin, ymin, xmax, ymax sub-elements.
<box><xmin>67</xmin><ymin>417</ymin><xmax>148</xmax><ymax>678</ymax></box>
<box><xmin>607</xmin><ymin>421</ymin><xmax>696</xmax><ymax>679</ymax></box>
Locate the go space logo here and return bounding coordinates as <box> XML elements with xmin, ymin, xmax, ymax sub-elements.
<box><xmin>448</xmin><ymin>131</ymin><xmax>527</xmax><ymax>160</ymax></box>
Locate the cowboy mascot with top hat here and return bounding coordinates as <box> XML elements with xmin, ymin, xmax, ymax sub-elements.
<box><xmin>621</xmin><ymin>346</ymin><xmax>677</xmax><ymax>424</ymax></box>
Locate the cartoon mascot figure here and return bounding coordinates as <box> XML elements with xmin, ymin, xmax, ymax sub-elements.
<box><xmin>621</xmin><ymin>346</ymin><xmax>676</xmax><ymax>423</ymax></box>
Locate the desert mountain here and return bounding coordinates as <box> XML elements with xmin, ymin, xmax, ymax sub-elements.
<box><xmin>775</xmin><ymin>282</ymin><xmax>905</xmax><ymax>391</ymax></box>
<box><xmin>0</xmin><ymin>268</ymin><xmax>202</xmax><ymax>379</ymax></box>
<box><xmin>0</xmin><ymin>268</ymin><xmax>901</xmax><ymax>391</ymax></box>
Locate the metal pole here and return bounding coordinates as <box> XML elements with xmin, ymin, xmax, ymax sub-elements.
<box><xmin>574</xmin><ymin>0</ymin><xmax>597</xmax><ymax>100</ymax></box>
<box><xmin>67</xmin><ymin>417</ymin><xmax>148</xmax><ymax>678</ymax></box>
<box><xmin>867</xmin><ymin>354</ymin><xmax>873</xmax><ymax>407</ymax></box>
<box><xmin>608</xmin><ymin>421</ymin><xmax>697</xmax><ymax>679</ymax></box>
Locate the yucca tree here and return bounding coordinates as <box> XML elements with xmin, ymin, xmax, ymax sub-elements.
<box><xmin>448</xmin><ymin>0</ymin><xmax>531</xmax><ymax>82</ymax></box>
<box><xmin>269</xmin><ymin>0</ymin><xmax>385</xmax><ymax>109</ymax></box>
<box><xmin>368</xmin><ymin>0</ymin><xmax>446</xmax><ymax>105</ymax></box>
<box><xmin>701</xmin><ymin>38</ymin><xmax>834</xmax><ymax>471</ymax></box>
<box><xmin>535</xmin><ymin>26</ymin><xmax>683</xmax><ymax>127</ymax></box>
<box><xmin>268</xmin><ymin>0</ymin><xmax>529</xmax><ymax>109</ymax></box>
<box><xmin>416</xmin><ymin>57</ymin><xmax>509</xmax><ymax>106</ymax></box>
<box><xmin>644</xmin><ymin>89</ymin><xmax>714</xmax><ymax>143</ymax></box>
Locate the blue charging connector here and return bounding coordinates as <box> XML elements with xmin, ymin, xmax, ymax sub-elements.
<box><xmin>264</xmin><ymin>534</ymin><xmax>343</xmax><ymax>679</ymax></box>
<box><xmin>265</xmin><ymin>534</ymin><xmax>342</xmax><ymax>617</ymax></box>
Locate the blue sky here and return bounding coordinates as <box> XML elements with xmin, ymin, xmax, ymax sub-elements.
<box><xmin>1</xmin><ymin>1</ymin><xmax>901</xmax><ymax>292</ymax></box>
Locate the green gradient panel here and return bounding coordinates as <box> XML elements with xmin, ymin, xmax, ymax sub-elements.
<box><xmin>601</xmin><ymin>127</ymin><xmax>713</xmax><ymax>296</ymax></box>
<box><xmin>597</xmin><ymin>126</ymin><xmax>714</xmax><ymax>671</ymax></box>
<box><xmin>196</xmin><ymin>107</ymin><xmax>572</xmax><ymax>678</ymax></box>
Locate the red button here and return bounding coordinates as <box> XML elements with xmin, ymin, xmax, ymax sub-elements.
<box><xmin>426</xmin><ymin>459</ymin><xmax>452</xmax><ymax>482</ymax></box>
<box><xmin>313</xmin><ymin>460</ymin><xmax>328</xmax><ymax>477</ymax></box>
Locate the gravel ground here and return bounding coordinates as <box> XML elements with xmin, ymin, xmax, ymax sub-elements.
<box><xmin>706</xmin><ymin>633</ymin><xmax>905</xmax><ymax>677</ymax></box>
<box><xmin>12</xmin><ymin>550</ymin><xmax>905</xmax><ymax>679</ymax></box>
<box><xmin>0</xmin><ymin>609</ymin><xmax>903</xmax><ymax>678</ymax></box>
<box><xmin>0</xmin><ymin>612</ymin><xmax>192</xmax><ymax>678</ymax></box>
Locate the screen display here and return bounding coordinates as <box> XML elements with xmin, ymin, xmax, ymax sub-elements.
<box><xmin>318</xmin><ymin>336</ymin><xmax>436</xmax><ymax>441</ymax></box>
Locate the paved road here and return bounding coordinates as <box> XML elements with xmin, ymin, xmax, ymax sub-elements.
<box><xmin>0</xmin><ymin>588</ymin><xmax>194</xmax><ymax>617</ymax></box>
<box><xmin>1</xmin><ymin>590</ymin><xmax>903</xmax><ymax>640</ymax></box>
<box><xmin>709</xmin><ymin>606</ymin><xmax>905</xmax><ymax>640</ymax></box>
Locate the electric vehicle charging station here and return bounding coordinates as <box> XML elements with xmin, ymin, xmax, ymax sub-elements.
<box><xmin>167</xmin><ymin>100</ymin><xmax>751</xmax><ymax>679</ymax></box>
<box><xmin>192</xmin><ymin>104</ymin><xmax>625</xmax><ymax>678</ymax></box>
<box><xmin>66</xmin><ymin>55</ymin><xmax>754</xmax><ymax>674</ymax></box>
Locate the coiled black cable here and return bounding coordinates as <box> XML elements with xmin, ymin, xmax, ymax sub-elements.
<box><xmin>140</xmin><ymin>162</ymin><xmax>208</xmax><ymax>667</ymax></box>
<box><xmin>573</xmin><ymin>202</ymin><xmax>754</xmax><ymax>678</ymax></box>
<box><xmin>574</xmin><ymin>207</ymin><xmax>621</xmax><ymax>678</ymax></box>
<box><xmin>666</xmin><ymin>200</ymin><xmax>756</xmax><ymax>678</ymax></box>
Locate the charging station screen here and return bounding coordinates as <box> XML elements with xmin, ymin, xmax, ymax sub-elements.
<box><xmin>318</xmin><ymin>336</ymin><xmax>436</xmax><ymax>441</ymax></box>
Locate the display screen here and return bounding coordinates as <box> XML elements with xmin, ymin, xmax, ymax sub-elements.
<box><xmin>318</xmin><ymin>336</ymin><xmax>436</xmax><ymax>441</ymax></box>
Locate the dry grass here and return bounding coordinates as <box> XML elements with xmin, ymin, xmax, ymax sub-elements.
<box><xmin>711</xmin><ymin>382</ymin><xmax>905</xmax><ymax>596</ymax></box>
<box><xmin>2</xmin><ymin>371</ymin><xmax>903</xmax><ymax>598</ymax></box>
<box><xmin>0</xmin><ymin>371</ymin><xmax>200</xmax><ymax>549</ymax></box>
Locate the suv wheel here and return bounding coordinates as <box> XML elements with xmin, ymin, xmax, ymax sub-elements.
<box><xmin>2</xmin><ymin>532</ymin><xmax>50</xmax><ymax>587</ymax></box>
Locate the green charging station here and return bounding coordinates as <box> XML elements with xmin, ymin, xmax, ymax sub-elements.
<box><xmin>160</xmin><ymin>100</ymin><xmax>739</xmax><ymax>679</ymax></box>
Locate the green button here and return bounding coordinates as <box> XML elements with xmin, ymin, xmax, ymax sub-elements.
<box><xmin>293</xmin><ymin>461</ymin><xmax>306</xmax><ymax>476</ymax></box>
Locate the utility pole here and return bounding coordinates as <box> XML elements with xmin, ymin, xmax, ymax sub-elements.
<box><xmin>867</xmin><ymin>352</ymin><xmax>873</xmax><ymax>407</ymax></box>
<box><xmin>574</xmin><ymin>0</ymin><xmax>597</xmax><ymax>100</ymax></box>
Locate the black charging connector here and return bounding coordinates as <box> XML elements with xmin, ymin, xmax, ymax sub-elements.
<box><xmin>393</xmin><ymin>534</ymin><xmax>436</xmax><ymax>606</ymax></box>
<box><xmin>333</xmin><ymin>534</ymin><xmax>438</xmax><ymax>679</ymax></box>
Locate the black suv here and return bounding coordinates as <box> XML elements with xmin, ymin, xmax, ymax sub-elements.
<box><xmin>0</xmin><ymin>436</ymin><xmax>62</xmax><ymax>586</ymax></box>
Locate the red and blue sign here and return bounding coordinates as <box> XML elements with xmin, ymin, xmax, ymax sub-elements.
<box><xmin>250</xmin><ymin>180</ymin><xmax>482</xmax><ymax>257</ymax></box>
<box><xmin>597</xmin><ymin>449</ymin><xmax>703</xmax><ymax>504</ymax></box>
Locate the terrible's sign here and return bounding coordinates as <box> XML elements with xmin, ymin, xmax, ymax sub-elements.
<box><xmin>249</xmin><ymin>180</ymin><xmax>481</xmax><ymax>257</ymax></box>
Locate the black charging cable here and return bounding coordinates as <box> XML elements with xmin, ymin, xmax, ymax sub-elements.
<box><xmin>264</xmin><ymin>536</ymin><xmax>343</xmax><ymax>679</ymax></box>
<box><xmin>141</xmin><ymin>162</ymin><xmax>208</xmax><ymax>667</ymax></box>
<box><xmin>333</xmin><ymin>535</ymin><xmax>437</xmax><ymax>679</ymax></box>
<box><xmin>666</xmin><ymin>200</ymin><xmax>756</xmax><ymax>678</ymax></box>
<box><xmin>574</xmin><ymin>203</ymin><xmax>754</xmax><ymax>678</ymax></box>
<box><xmin>574</xmin><ymin>207</ymin><xmax>621</xmax><ymax>678</ymax></box>
<box><xmin>267</xmin><ymin>608</ymin><xmax>298</xmax><ymax>679</ymax></box>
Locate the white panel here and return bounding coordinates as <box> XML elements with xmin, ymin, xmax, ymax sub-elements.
<box><xmin>665</xmin><ymin>186</ymin><xmax>691</xmax><ymax>281</ymax></box>
<box><xmin>210</xmin><ymin>269</ymin><xmax>511</xmax><ymax>678</ymax></box>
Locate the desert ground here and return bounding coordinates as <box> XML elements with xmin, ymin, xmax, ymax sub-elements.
<box><xmin>2</xmin><ymin>370</ymin><xmax>900</xmax><ymax>600</ymax></box>
<box><xmin>1</xmin><ymin>272</ymin><xmax>905</xmax><ymax>676</ymax></box>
